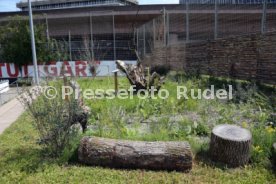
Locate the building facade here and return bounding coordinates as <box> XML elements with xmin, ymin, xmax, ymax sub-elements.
<box><xmin>179</xmin><ymin>0</ymin><xmax>276</xmax><ymax>4</ymax></box>
<box><xmin>0</xmin><ymin>4</ymin><xmax>275</xmax><ymax>61</ymax></box>
<box><xmin>17</xmin><ymin>0</ymin><xmax>138</xmax><ymax>11</ymax></box>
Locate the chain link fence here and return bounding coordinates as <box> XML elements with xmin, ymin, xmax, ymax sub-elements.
<box><xmin>1</xmin><ymin>4</ymin><xmax>276</xmax><ymax>63</ymax></box>
<box><xmin>137</xmin><ymin>2</ymin><xmax>276</xmax><ymax>59</ymax></box>
<box><xmin>39</xmin><ymin>11</ymin><xmax>136</xmax><ymax>61</ymax></box>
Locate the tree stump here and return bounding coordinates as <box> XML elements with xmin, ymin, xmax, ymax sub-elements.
<box><xmin>115</xmin><ymin>60</ymin><xmax>165</xmax><ymax>91</ymax></box>
<box><xmin>78</xmin><ymin>136</ymin><xmax>193</xmax><ymax>171</ymax></box>
<box><xmin>209</xmin><ymin>124</ymin><xmax>252</xmax><ymax>167</ymax></box>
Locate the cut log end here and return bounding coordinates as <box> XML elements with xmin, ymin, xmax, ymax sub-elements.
<box><xmin>212</xmin><ymin>124</ymin><xmax>252</xmax><ymax>141</ymax></box>
<box><xmin>78</xmin><ymin>137</ymin><xmax>193</xmax><ymax>172</ymax></box>
<box><xmin>210</xmin><ymin>124</ymin><xmax>252</xmax><ymax>167</ymax></box>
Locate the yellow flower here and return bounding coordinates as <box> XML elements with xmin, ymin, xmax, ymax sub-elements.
<box><xmin>241</xmin><ymin>122</ymin><xmax>248</xmax><ymax>128</ymax></box>
<box><xmin>266</xmin><ymin>126</ymin><xmax>276</xmax><ymax>134</ymax></box>
<box><xmin>253</xmin><ymin>145</ymin><xmax>263</xmax><ymax>153</ymax></box>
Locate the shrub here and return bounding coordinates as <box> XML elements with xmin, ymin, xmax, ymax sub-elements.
<box><xmin>19</xmin><ymin>81</ymin><xmax>84</xmax><ymax>158</ymax></box>
<box><xmin>0</xmin><ymin>16</ymin><xmax>53</xmax><ymax>67</ymax></box>
<box><xmin>251</xmin><ymin>124</ymin><xmax>276</xmax><ymax>166</ymax></box>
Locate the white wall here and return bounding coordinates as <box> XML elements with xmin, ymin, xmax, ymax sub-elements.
<box><xmin>0</xmin><ymin>80</ymin><xmax>9</xmax><ymax>93</ymax></box>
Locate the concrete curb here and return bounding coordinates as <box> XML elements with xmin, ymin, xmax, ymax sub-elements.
<box><xmin>0</xmin><ymin>95</ymin><xmax>25</xmax><ymax>135</ymax></box>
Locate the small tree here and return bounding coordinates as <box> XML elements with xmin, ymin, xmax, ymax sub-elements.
<box><xmin>0</xmin><ymin>16</ymin><xmax>54</xmax><ymax>68</ymax></box>
<box><xmin>19</xmin><ymin>80</ymin><xmax>87</xmax><ymax>158</ymax></box>
<box><xmin>80</xmin><ymin>36</ymin><xmax>100</xmax><ymax>78</ymax></box>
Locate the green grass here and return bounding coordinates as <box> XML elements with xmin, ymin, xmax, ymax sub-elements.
<box><xmin>0</xmin><ymin>114</ymin><xmax>275</xmax><ymax>183</ymax></box>
<box><xmin>78</xmin><ymin>76</ymin><xmax>275</xmax><ymax>147</ymax></box>
<box><xmin>0</xmin><ymin>75</ymin><xmax>275</xmax><ymax>183</ymax></box>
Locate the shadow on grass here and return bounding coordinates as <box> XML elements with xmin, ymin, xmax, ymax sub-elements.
<box><xmin>195</xmin><ymin>149</ymin><xmax>276</xmax><ymax>175</ymax></box>
<box><xmin>2</xmin><ymin>147</ymin><xmax>54</xmax><ymax>174</ymax></box>
<box><xmin>194</xmin><ymin>149</ymin><xmax>240</xmax><ymax>170</ymax></box>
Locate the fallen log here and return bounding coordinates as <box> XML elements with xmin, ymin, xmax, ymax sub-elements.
<box><xmin>210</xmin><ymin>124</ymin><xmax>252</xmax><ymax>167</ymax></box>
<box><xmin>78</xmin><ymin>137</ymin><xmax>193</xmax><ymax>171</ymax></box>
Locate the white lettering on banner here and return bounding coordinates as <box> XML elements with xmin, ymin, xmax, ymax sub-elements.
<box><xmin>0</xmin><ymin>61</ymin><xmax>137</xmax><ymax>78</ymax></box>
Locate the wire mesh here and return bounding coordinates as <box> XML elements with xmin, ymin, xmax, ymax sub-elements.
<box><xmin>42</xmin><ymin>12</ymin><xmax>137</xmax><ymax>61</ymax></box>
<box><xmin>267</xmin><ymin>2</ymin><xmax>276</xmax><ymax>32</ymax></box>
<box><xmin>145</xmin><ymin>20</ymin><xmax>154</xmax><ymax>54</ymax></box>
<box><xmin>114</xmin><ymin>15</ymin><xmax>136</xmax><ymax>60</ymax></box>
<box><xmin>90</xmin><ymin>15</ymin><xmax>114</xmax><ymax>61</ymax></box>
<box><xmin>1</xmin><ymin>3</ymin><xmax>276</xmax><ymax>63</ymax></box>
<box><xmin>167</xmin><ymin>13</ymin><xmax>186</xmax><ymax>45</ymax></box>
<box><xmin>188</xmin><ymin>3</ymin><xmax>215</xmax><ymax>40</ymax></box>
<box><xmin>137</xmin><ymin>25</ymin><xmax>145</xmax><ymax>59</ymax></box>
<box><xmin>137</xmin><ymin>2</ymin><xmax>276</xmax><ymax>59</ymax></box>
<box><xmin>137</xmin><ymin>15</ymin><xmax>165</xmax><ymax>59</ymax></box>
<box><xmin>218</xmin><ymin>4</ymin><xmax>263</xmax><ymax>38</ymax></box>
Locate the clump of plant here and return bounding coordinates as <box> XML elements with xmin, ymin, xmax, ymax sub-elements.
<box><xmin>251</xmin><ymin>123</ymin><xmax>276</xmax><ymax>166</ymax></box>
<box><xmin>136</xmin><ymin>98</ymin><xmax>164</xmax><ymax>119</ymax></box>
<box><xmin>80</xmin><ymin>36</ymin><xmax>100</xmax><ymax>78</ymax></box>
<box><xmin>87</xmin><ymin>106</ymin><xmax>128</xmax><ymax>139</ymax></box>
<box><xmin>19</xmin><ymin>81</ymin><xmax>84</xmax><ymax>159</ymax></box>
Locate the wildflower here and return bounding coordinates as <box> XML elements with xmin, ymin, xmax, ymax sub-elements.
<box><xmin>265</xmin><ymin>126</ymin><xmax>276</xmax><ymax>134</ymax></box>
<box><xmin>241</xmin><ymin>122</ymin><xmax>248</xmax><ymax>128</ymax></box>
<box><xmin>253</xmin><ymin>145</ymin><xmax>263</xmax><ymax>153</ymax></box>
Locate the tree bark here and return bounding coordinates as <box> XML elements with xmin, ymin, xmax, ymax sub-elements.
<box><xmin>209</xmin><ymin>124</ymin><xmax>252</xmax><ymax>167</ymax></box>
<box><xmin>273</xmin><ymin>143</ymin><xmax>276</xmax><ymax>168</ymax></box>
<box><xmin>78</xmin><ymin>136</ymin><xmax>193</xmax><ymax>171</ymax></box>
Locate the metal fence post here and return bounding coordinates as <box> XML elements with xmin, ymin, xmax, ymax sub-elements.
<box><xmin>113</xmin><ymin>13</ymin><xmax>116</xmax><ymax>61</ymax></box>
<box><xmin>163</xmin><ymin>7</ymin><xmax>166</xmax><ymax>46</ymax></box>
<box><xmin>69</xmin><ymin>30</ymin><xmax>72</xmax><ymax>61</ymax></box>
<box><xmin>214</xmin><ymin>0</ymin><xmax>218</xmax><ymax>40</ymax></box>
<box><xmin>153</xmin><ymin>19</ymin><xmax>156</xmax><ymax>48</ymax></box>
<box><xmin>90</xmin><ymin>12</ymin><xmax>94</xmax><ymax>59</ymax></box>
<box><xmin>167</xmin><ymin>12</ymin><xmax>170</xmax><ymax>45</ymax></box>
<box><xmin>143</xmin><ymin>24</ymin><xmax>146</xmax><ymax>56</ymax></box>
<box><xmin>28</xmin><ymin>0</ymin><xmax>39</xmax><ymax>85</ymax></box>
<box><xmin>45</xmin><ymin>13</ymin><xmax>49</xmax><ymax>41</ymax></box>
<box><xmin>186</xmin><ymin>0</ymin><xmax>190</xmax><ymax>42</ymax></box>
<box><xmin>136</xmin><ymin>28</ymin><xmax>139</xmax><ymax>55</ymax></box>
<box><xmin>261</xmin><ymin>0</ymin><xmax>267</xmax><ymax>34</ymax></box>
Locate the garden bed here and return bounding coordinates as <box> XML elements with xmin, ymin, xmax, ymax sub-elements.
<box><xmin>0</xmin><ymin>76</ymin><xmax>275</xmax><ymax>183</ymax></box>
